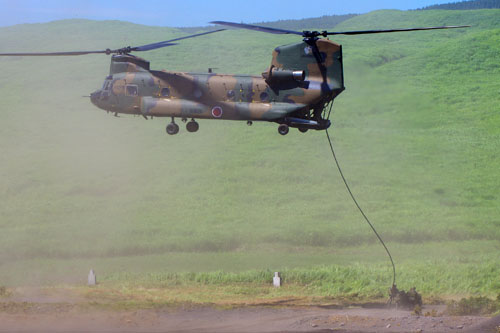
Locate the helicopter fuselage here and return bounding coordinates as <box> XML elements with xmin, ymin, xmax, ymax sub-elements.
<box><xmin>90</xmin><ymin>38</ymin><xmax>345</xmax><ymax>134</ymax></box>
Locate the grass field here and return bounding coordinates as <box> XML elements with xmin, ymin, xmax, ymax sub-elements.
<box><xmin>0</xmin><ymin>9</ymin><xmax>499</xmax><ymax>303</ymax></box>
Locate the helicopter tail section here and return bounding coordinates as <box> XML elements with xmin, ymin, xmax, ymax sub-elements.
<box><xmin>269</xmin><ymin>39</ymin><xmax>344</xmax><ymax>97</ymax></box>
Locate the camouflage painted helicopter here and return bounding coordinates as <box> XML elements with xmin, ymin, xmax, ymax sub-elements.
<box><xmin>0</xmin><ymin>22</ymin><xmax>468</xmax><ymax>135</ymax></box>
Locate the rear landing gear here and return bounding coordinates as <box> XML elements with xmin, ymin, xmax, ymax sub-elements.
<box><xmin>166</xmin><ymin>118</ymin><xmax>179</xmax><ymax>135</ymax></box>
<box><xmin>298</xmin><ymin>127</ymin><xmax>308</xmax><ymax>133</ymax></box>
<box><xmin>278</xmin><ymin>124</ymin><xmax>289</xmax><ymax>135</ymax></box>
<box><xmin>186</xmin><ymin>119</ymin><xmax>199</xmax><ymax>132</ymax></box>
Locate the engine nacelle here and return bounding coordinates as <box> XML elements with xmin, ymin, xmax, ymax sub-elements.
<box><xmin>262</xmin><ymin>67</ymin><xmax>305</xmax><ymax>85</ymax></box>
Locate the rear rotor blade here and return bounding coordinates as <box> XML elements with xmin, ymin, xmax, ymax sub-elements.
<box><xmin>210</xmin><ymin>21</ymin><xmax>302</xmax><ymax>35</ymax></box>
<box><xmin>327</xmin><ymin>25</ymin><xmax>471</xmax><ymax>36</ymax></box>
<box><xmin>210</xmin><ymin>20</ymin><xmax>470</xmax><ymax>38</ymax></box>
<box><xmin>133</xmin><ymin>29</ymin><xmax>226</xmax><ymax>52</ymax></box>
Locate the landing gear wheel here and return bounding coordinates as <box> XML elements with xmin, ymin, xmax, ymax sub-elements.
<box><xmin>166</xmin><ymin>122</ymin><xmax>179</xmax><ymax>135</ymax></box>
<box><xmin>278</xmin><ymin>124</ymin><xmax>289</xmax><ymax>136</ymax></box>
<box><xmin>298</xmin><ymin>127</ymin><xmax>308</xmax><ymax>133</ymax></box>
<box><xmin>186</xmin><ymin>120</ymin><xmax>199</xmax><ymax>133</ymax></box>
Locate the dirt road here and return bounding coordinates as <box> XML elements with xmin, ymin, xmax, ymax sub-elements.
<box><xmin>1</xmin><ymin>287</ymin><xmax>499</xmax><ymax>332</ymax></box>
<box><xmin>0</xmin><ymin>304</ymin><xmax>498</xmax><ymax>332</ymax></box>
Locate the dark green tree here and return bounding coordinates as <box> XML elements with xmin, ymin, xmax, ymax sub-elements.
<box><xmin>418</xmin><ymin>0</ymin><xmax>500</xmax><ymax>10</ymax></box>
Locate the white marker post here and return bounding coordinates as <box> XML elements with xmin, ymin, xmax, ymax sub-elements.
<box><xmin>273</xmin><ymin>272</ymin><xmax>281</xmax><ymax>287</ymax></box>
<box><xmin>88</xmin><ymin>269</ymin><xmax>97</xmax><ymax>286</ymax></box>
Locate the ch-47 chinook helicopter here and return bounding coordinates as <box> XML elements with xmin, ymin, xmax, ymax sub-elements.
<box><xmin>0</xmin><ymin>22</ymin><xmax>469</xmax><ymax>135</ymax></box>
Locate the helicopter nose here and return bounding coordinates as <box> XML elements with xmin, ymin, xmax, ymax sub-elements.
<box><xmin>90</xmin><ymin>90</ymin><xmax>101</xmax><ymax>106</ymax></box>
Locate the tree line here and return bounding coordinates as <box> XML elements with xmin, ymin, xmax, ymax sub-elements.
<box><xmin>417</xmin><ymin>0</ymin><xmax>500</xmax><ymax>10</ymax></box>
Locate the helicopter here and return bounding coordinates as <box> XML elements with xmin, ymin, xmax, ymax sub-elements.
<box><xmin>0</xmin><ymin>22</ymin><xmax>469</xmax><ymax>135</ymax></box>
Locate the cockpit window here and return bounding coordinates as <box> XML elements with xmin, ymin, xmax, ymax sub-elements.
<box><xmin>102</xmin><ymin>81</ymin><xmax>111</xmax><ymax>90</ymax></box>
<box><xmin>126</xmin><ymin>85</ymin><xmax>138</xmax><ymax>96</ymax></box>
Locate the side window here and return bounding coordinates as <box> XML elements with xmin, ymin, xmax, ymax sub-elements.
<box><xmin>161</xmin><ymin>87</ymin><xmax>170</xmax><ymax>97</ymax></box>
<box><xmin>126</xmin><ymin>85</ymin><xmax>138</xmax><ymax>96</ymax></box>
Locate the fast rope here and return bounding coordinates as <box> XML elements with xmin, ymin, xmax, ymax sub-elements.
<box><xmin>324</xmin><ymin>103</ymin><xmax>396</xmax><ymax>287</ymax></box>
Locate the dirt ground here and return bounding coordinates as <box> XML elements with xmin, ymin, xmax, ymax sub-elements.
<box><xmin>1</xmin><ymin>288</ymin><xmax>499</xmax><ymax>333</ymax></box>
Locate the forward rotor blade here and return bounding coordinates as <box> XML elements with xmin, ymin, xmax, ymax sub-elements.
<box><xmin>210</xmin><ymin>21</ymin><xmax>302</xmax><ymax>35</ymax></box>
<box><xmin>327</xmin><ymin>25</ymin><xmax>470</xmax><ymax>36</ymax></box>
<box><xmin>133</xmin><ymin>28</ymin><xmax>226</xmax><ymax>52</ymax></box>
<box><xmin>131</xmin><ymin>43</ymin><xmax>176</xmax><ymax>52</ymax></box>
<box><xmin>0</xmin><ymin>50</ymin><xmax>111</xmax><ymax>56</ymax></box>
<box><xmin>0</xmin><ymin>29</ymin><xmax>226</xmax><ymax>57</ymax></box>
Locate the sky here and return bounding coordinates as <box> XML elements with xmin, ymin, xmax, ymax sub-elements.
<box><xmin>0</xmin><ymin>0</ymin><xmax>458</xmax><ymax>27</ymax></box>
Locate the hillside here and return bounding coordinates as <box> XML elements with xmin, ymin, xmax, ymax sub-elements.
<box><xmin>254</xmin><ymin>14</ymin><xmax>357</xmax><ymax>30</ymax></box>
<box><xmin>0</xmin><ymin>10</ymin><xmax>499</xmax><ymax>296</ymax></box>
<box><xmin>179</xmin><ymin>14</ymin><xmax>358</xmax><ymax>32</ymax></box>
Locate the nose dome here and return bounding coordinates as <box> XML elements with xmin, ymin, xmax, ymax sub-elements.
<box><xmin>90</xmin><ymin>90</ymin><xmax>102</xmax><ymax>106</ymax></box>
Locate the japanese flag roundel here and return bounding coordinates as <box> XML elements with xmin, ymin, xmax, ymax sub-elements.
<box><xmin>211</xmin><ymin>106</ymin><xmax>223</xmax><ymax>118</ymax></box>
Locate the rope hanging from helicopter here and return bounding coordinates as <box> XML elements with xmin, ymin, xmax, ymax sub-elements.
<box><xmin>323</xmin><ymin>102</ymin><xmax>397</xmax><ymax>287</ymax></box>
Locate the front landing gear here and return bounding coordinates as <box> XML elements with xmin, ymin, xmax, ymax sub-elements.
<box><xmin>166</xmin><ymin>118</ymin><xmax>179</xmax><ymax>135</ymax></box>
<box><xmin>186</xmin><ymin>119</ymin><xmax>199</xmax><ymax>132</ymax></box>
<box><xmin>166</xmin><ymin>118</ymin><xmax>200</xmax><ymax>135</ymax></box>
<box><xmin>278</xmin><ymin>124</ymin><xmax>289</xmax><ymax>135</ymax></box>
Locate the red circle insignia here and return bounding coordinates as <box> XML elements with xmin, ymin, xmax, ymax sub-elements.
<box><xmin>211</xmin><ymin>106</ymin><xmax>223</xmax><ymax>118</ymax></box>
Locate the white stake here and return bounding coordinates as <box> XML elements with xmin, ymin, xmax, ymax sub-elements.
<box><xmin>273</xmin><ymin>272</ymin><xmax>281</xmax><ymax>287</ymax></box>
<box><xmin>88</xmin><ymin>269</ymin><xmax>97</xmax><ymax>286</ymax></box>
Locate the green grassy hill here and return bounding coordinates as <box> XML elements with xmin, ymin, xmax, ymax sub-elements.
<box><xmin>255</xmin><ymin>14</ymin><xmax>357</xmax><ymax>30</ymax></box>
<box><xmin>0</xmin><ymin>10</ymin><xmax>499</xmax><ymax>297</ymax></box>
